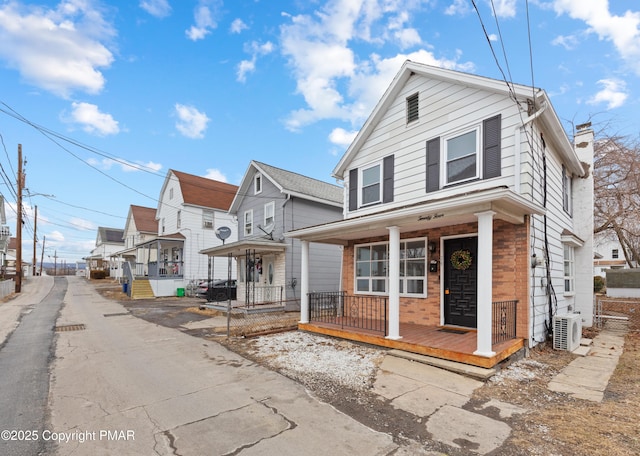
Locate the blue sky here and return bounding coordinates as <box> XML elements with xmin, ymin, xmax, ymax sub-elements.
<box><xmin>0</xmin><ymin>0</ymin><xmax>638</xmax><ymax>264</ymax></box>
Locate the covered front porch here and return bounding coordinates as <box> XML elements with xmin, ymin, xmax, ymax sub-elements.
<box><xmin>301</xmin><ymin>292</ymin><xmax>523</xmax><ymax>368</ymax></box>
<box><xmin>287</xmin><ymin>188</ymin><xmax>544</xmax><ymax>369</ymax></box>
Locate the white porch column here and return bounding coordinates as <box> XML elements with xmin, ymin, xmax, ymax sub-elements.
<box><xmin>474</xmin><ymin>210</ymin><xmax>496</xmax><ymax>357</ymax></box>
<box><xmin>300</xmin><ymin>240</ymin><xmax>310</xmax><ymax>324</ymax></box>
<box><xmin>386</xmin><ymin>226</ymin><xmax>402</xmax><ymax>340</ymax></box>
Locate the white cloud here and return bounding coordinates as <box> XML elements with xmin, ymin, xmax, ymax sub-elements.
<box><xmin>329</xmin><ymin>127</ymin><xmax>357</xmax><ymax>147</ymax></box>
<box><xmin>230</xmin><ymin>18</ymin><xmax>248</xmax><ymax>34</ymax></box>
<box><xmin>0</xmin><ymin>1</ymin><xmax>114</xmax><ymax>97</ymax></box>
<box><xmin>587</xmin><ymin>78</ymin><xmax>628</xmax><ymax>109</ymax></box>
<box><xmin>280</xmin><ymin>1</ymin><xmax>474</xmax><ymax>131</ymax></box>
<box><xmin>204</xmin><ymin>168</ymin><xmax>228</xmax><ymax>182</ymax></box>
<box><xmin>69</xmin><ymin>217</ymin><xmax>96</xmax><ymax>231</ymax></box>
<box><xmin>140</xmin><ymin>0</ymin><xmax>171</xmax><ymax>18</ymax></box>
<box><xmin>68</xmin><ymin>102</ymin><xmax>119</xmax><ymax>136</ymax></box>
<box><xmin>174</xmin><ymin>103</ymin><xmax>210</xmax><ymax>139</ymax></box>
<box><xmin>445</xmin><ymin>0</ymin><xmax>472</xmax><ymax>16</ymax></box>
<box><xmin>492</xmin><ymin>0</ymin><xmax>517</xmax><ymax>18</ymax></box>
<box><xmin>237</xmin><ymin>41</ymin><xmax>274</xmax><ymax>82</ymax></box>
<box><xmin>186</xmin><ymin>0</ymin><xmax>222</xmax><ymax>41</ymax></box>
<box><xmin>551</xmin><ymin>34</ymin><xmax>580</xmax><ymax>50</ymax></box>
<box><xmin>553</xmin><ymin>0</ymin><xmax>640</xmax><ymax>74</ymax></box>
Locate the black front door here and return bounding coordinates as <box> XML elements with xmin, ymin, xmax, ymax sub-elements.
<box><xmin>444</xmin><ymin>237</ymin><xmax>478</xmax><ymax>328</ymax></box>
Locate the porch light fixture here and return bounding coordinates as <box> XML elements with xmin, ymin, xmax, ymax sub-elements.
<box><xmin>428</xmin><ymin>242</ymin><xmax>436</xmax><ymax>253</ymax></box>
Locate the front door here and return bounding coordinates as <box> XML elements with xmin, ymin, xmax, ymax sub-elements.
<box><xmin>443</xmin><ymin>236</ymin><xmax>478</xmax><ymax>328</ymax></box>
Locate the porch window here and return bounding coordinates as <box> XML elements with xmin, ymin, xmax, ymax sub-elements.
<box><xmin>360</xmin><ymin>162</ymin><xmax>382</xmax><ymax>206</ymax></box>
<box><xmin>244</xmin><ymin>210</ymin><xmax>253</xmax><ymax>236</ymax></box>
<box><xmin>202</xmin><ymin>210</ymin><xmax>214</xmax><ymax>229</ymax></box>
<box><xmin>264</xmin><ymin>201</ymin><xmax>275</xmax><ymax>227</ymax></box>
<box><xmin>563</xmin><ymin>244</ymin><xmax>575</xmax><ymax>294</ymax></box>
<box><xmin>445</xmin><ymin>127</ymin><xmax>479</xmax><ymax>185</ymax></box>
<box><xmin>355</xmin><ymin>238</ymin><xmax>427</xmax><ymax>296</ymax></box>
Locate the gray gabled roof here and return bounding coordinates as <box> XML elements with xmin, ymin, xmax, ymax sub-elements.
<box><xmin>229</xmin><ymin>161</ymin><xmax>343</xmax><ymax>213</ymax></box>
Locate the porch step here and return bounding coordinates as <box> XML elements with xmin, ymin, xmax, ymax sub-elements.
<box><xmin>387</xmin><ymin>349</ymin><xmax>497</xmax><ymax>381</ymax></box>
<box><xmin>131</xmin><ymin>279</ymin><xmax>155</xmax><ymax>299</ymax></box>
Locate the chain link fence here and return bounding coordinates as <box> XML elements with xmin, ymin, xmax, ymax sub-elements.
<box><xmin>594</xmin><ymin>296</ymin><xmax>639</xmax><ymax>331</ymax></box>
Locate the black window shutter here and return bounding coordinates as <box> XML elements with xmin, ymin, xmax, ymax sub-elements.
<box><xmin>383</xmin><ymin>155</ymin><xmax>394</xmax><ymax>203</ymax></box>
<box><xmin>426</xmin><ymin>138</ymin><xmax>440</xmax><ymax>193</ymax></box>
<box><xmin>483</xmin><ymin>114</ymin><xmax>501</xmax><ymax>179</ymax></box>
<box><xmin>349</xmin><ymin>168</ymin><xmax>358</xmax><ymax>211</ymax></box>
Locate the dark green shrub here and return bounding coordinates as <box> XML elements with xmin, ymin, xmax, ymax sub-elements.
<box><xmin>90</xmin><ymin>270</ymin><xmax>107</xmax><ymax>280</ymax></box>
<box><xmin>594</xmin><ymin>275</ymin><xmax>605</xmax><ymax>293</ymax></box>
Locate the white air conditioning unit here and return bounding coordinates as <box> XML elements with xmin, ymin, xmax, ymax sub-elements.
<box><xmin>553</xmin><ymin>313</ymin><xmax>582</xmax><ymax>351</ymax></box>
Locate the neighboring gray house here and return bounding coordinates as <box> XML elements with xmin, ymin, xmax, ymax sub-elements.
<box><xmin>201</xmin><ymin>161</ymin><xmax>343</xmax><ymax>310</ymax></box>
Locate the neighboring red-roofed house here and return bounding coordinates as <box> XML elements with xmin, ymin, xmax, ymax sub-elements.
<box><xmin>121</xmin><ymin>170</ymin><xmax>239</xmax><ymax>298</ymax></box>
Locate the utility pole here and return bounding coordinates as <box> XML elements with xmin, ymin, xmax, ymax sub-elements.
<box><xmin>15</xmin><ymin>145</ymin><xmax>23</xmax><ymax>293</ymax></box>
<box><xmin>39</xmin><ymin>235</ymin><xmax>45</xmax><ymax>276</ymax></box>
<box><xmin>32</xmin><ymin>205</ymin><xmax>37</xmax><ymax>276</ymax></box>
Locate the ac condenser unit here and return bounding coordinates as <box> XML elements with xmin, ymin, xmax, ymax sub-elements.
<box><xmin>553</xmin><ymin>313</ymin><xmax>582</xmax><ymax>351</ymax></box>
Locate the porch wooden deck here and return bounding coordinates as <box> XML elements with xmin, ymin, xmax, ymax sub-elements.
<box><xmin>298</xmin><ymin>321</ymin><xmax>524</xmax><ymax>369</ymax></box>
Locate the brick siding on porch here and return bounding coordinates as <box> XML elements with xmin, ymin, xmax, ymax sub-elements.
<box><xmin>340</xmin><ymin>219</ymin><xmax>530</xmax><ymax>338</ymax></box>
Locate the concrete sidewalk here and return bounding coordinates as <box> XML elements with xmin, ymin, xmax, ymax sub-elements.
<box><xmin>0</xmin><ymin>275</ymin><xmax>54</xmax><ymax>347</ymax></box>
<box><xmin>372</xmin><ymin>355</ymin><xmax>526</xmax><ymax>454</ymax></box>
<box><xmin>548</xmin><ymin>322</ymin><xmax>628</xmax><ymax>402</ymax></box>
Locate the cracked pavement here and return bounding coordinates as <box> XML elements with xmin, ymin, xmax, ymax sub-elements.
<box><xmin>49</xmin><ymin>276</ymin><xmax>401</xmax><ymax>455</ymax></box>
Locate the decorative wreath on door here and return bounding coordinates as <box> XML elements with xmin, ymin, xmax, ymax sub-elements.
<box><xmin>450</xmin><ymin>249</ymin><xmax>472</xmax><ymax>270</ymax></box>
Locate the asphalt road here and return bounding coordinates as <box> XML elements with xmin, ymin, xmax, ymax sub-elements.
<box><xmin>0</xmin><ymin>277</ymin><xmax>67</xmax><ymax>456</ymax></box>
<box><xmin>48</xmin><ymin>276</ymin><xmax>403</xmax><ymax>455</ymax></box>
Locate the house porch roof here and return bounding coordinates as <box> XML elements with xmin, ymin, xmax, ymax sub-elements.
<box><xmin>200</xmin><ymin>238</ymin><xmax>287</xmax><ymax>257</ymax></box>
<box><xmin>285</xmin><ymin>187</ymin><xmax>544</xmax><ymax>245</ymax></box>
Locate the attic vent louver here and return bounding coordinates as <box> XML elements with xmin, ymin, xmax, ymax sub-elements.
<box><xmin>406</xmin><ymin>92</ymin><xmax>419</xmax><ymax>124</ymax></box>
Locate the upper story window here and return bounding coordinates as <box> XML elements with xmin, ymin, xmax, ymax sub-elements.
<box><xmin>254</xmin><ymin>173</ymin><xmax>262</xmax><ymax>194</ymax></box>
<box><xmin>612</xmin><ymin>249</ymin><xmax>619</xmax><ymax>259</ymax></box>
<box><xmin>426</xmin><ymin>115</ymin><xmax>501</xmax><ymax>193</ymax></box>
<box><xmin>244</xmin><ymin>210</ymin><xmax>253</xmax><ymax>236</ymax></box>
<box><xmin>406</xmin><ymin>92</ymin><xmax>419</xmax><ymax>124</ymax></box>
<box><xmin>169</xmin><ymin>188</ymin><xmax>173</xmax><ymax>199</ymax></box>
<box><xmin>361</xmin><ymin>163</ymin><xmax>382</xmax><ymax>206</ymax></box>
<box><xmin>161</xmin><ymin>217</ymin><xmax>165</xmax><ymax>234</ymax></box>
<box><xmin>348</xmin><ymin>155</ymin><xmax>395</xmax><ymax>212</ymax></box>
<box><xmin>177</xmin><ymin>210</ymin><xmax>181</xmax><ymax>229</ymax></box>
<box><xmin>562</xmin><ymin>165</ymin><xmax>572</xmax><ymax>214</ymax></box>
<box><xmin>264</xmin><ymin>201</ymin><xmax>275</xmax><ymax>227</ymax></box>
<box><xmin>202</xmin><ymin>209</ymin><xmax>214</xmax><ymax>229</ymax></box>
<box><xmin>445</xmin><ymin>127</ymin><xmax>480</xmax><ymax>185</ymax></box>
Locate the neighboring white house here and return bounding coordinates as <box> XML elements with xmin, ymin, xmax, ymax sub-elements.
<box><xmin>130</xmin><ymin>169</ymin><xmax>239</xmax><ymax>297</ymax></box>
<box><xmin>594</xmin><ymin>233</ymin><xmax>636</xmax><ymax>277</ymax></box>
<box><xmin>201</xmin><ymin>160</ymin><xmax>344</xmax><ymax>310</ymax></box>
<box><xmin>86</xmin><ymin>227</ymin><xmax>125</xmax><ymax>279</ymax></box>
<box><xmin>287</xmin><ymin>60</ymin><xmax>594</xmax><ymax>368</ymax></box>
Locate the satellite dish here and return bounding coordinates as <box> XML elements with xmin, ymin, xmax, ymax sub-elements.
<box><xmin>215</xmin><ymin>226</ymin><xmax>232</xmax><ymax>244</ymax></box>
<box><xmin>258</xmin><ymin>222</ymin><xmax>274</xmax><ymax>239</ymax></box>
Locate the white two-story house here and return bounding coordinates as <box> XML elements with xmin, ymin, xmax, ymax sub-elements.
<box><xmin>287</xmin><ymin>61</ymin><xmax>594</xmax><ymax>368</ymax></box>
<box><xmin>129</xmin><ymin>169</ymin><xmax>239</xmax><ymax>297</ymax></box>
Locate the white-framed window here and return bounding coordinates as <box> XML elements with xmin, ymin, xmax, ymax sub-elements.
<box><xmin>202</xmin><ymin>209</ymin><xmax>214</xmax><ymax>229</ymax></box>
<box><xmin>354</xmin><ymin>238</ymin><xmax>427</xmax><ymax>296</ymax></box>
<box><xmin>612</xmin><ymin>248</ymin><xmax>619</xmax><ymax>259</ymax></box>
<box><xmin>444</xmin><ymin>127</ymin><xmax>480</xmax><ymax>185</ymax></box>
<box><xmin>264</xmin><ymin>201</ymin><xmax>275</xmax><ymax>227</ymax></box>
<box><xmin>169</xmin><ymin>188</ymin><xmax>173</xmax><ymax>199</ymax></box>
<box><xmin>563</xmin><ymin>244</ymin><xmax>575</xmax><ymax>294</ymax></box>
<box><xmin>254</xmin><ymin>173</ymin><xmax>262</xmax><ymax>194</ymax></box>
<box><xmin>177</xmin><ymin>210</ymin><xmax>181</xmax><ymax>229</ymax></box>
<box><xmin>360</xmin><ymin>162</ymin><xmax>382</xmax><ymax>206</ymax></box>
<box><xmin>244</xmin><ymin>210</ymin><xmax>253</xmax><ymax>236</ymax></box>
<box><xmin>161</xmin><ymin>217</ymin><xmax>165</xmax><ymax>234</ymax></box>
